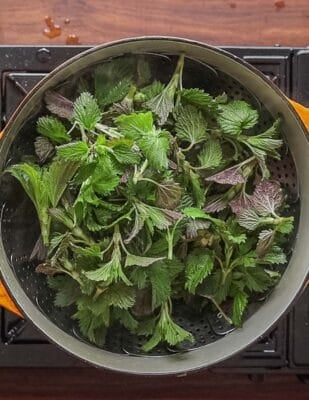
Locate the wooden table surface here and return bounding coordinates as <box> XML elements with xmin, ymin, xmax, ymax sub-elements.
<box><xmin>1</xmin><ymin>0</ymin><xmax>309</xmax><ymax>398</ymax></box>
<box><xmin>0</xmin><ymin>0</ymin><xmax>309</xmax><ymax>46</ymax></box>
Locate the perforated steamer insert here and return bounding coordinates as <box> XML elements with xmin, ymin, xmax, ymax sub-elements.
<box><xmin>0</xmin><ymin>38</ymin><xmax>308</xmax><ymax>375</ymax></box>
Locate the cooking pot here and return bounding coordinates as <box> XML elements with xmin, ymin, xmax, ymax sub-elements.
<box><xmin>0</xmin><ymin>37</ymin><xmax>308</xmax><ymax>375</ymax></box>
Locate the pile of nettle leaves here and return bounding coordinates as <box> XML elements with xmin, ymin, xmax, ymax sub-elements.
<box><xmin>9</xmin><ymin>55</ymin><xmax>294</xmax><ymax>352</ymax></box>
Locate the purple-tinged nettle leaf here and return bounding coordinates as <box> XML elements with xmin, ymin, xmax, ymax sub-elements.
<box><xmin>230</xmin><ymin>192</ymin><xmax>252</xmax><ymax>216</ymax></box>
<box><xmin>237</xmin><ymin>209</ymin><xmax>261</xmax><ymax>231</ymax></box>
<box><xmin>186</xmin><ymin>219</ymin><xmax>211</xmax><ymax>239</ymax></box>
<box><xmin>163</xmin><ymin>209</ymin><xmax>184</xmax><ymax>221</ymax></box>
<box><xmin>206</xmin><ymin>165</ymin><xmax>245</xmax><ymax>185</ymax></box>
<box><xmin>203</xmin><ymin>195</ymin><xmax>228</xmax><ymax>213</ymax></box>
<box><xmin>251</xmin><ymin>180</ymin><xmax>283</xmax><ymax>216</ymax></box>
<box><xmin>256</xmin><ymin>229</ymin><xmax>276</xmax><ymax>257</ymax></box>
<box><xmin>155</xmin><ymin>180</ymin><xmax>182</xmax><ymax>210</ymax></box>
<box><xmin>45</xmin><ymin>91</ymin><xmax>74</xmax><ymax>119</ymax></box>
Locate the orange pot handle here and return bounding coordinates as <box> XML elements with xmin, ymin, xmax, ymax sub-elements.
<box><xmin>0</xmin><ymin>98</ymin><xmax>308</xmax><ymax>318</ymax></box>
<box><xmin>289</xmin><ymin>99</ymin><xmax>309</xmax><ymax>130</ymax></box>
<box><xmin>0</xmin><ymin>281</ymin><xmax>23</xmax><ymax>317</ymax></box>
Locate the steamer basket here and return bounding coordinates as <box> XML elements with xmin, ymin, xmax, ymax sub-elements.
<box><xmin>0</xmin><ymin>37</ymin><xmax>308</xmax><ymax>375</ymax></box>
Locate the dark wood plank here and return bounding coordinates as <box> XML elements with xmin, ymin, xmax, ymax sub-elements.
<box><xmin>0</xmin><ymin>0</ymin><xmax>309</xmax><ymax>46</ymax></box>
<box><xmin>0</xmin><ymin>368</ymin><xmax>308</xmax><ymax>400</ymax></box>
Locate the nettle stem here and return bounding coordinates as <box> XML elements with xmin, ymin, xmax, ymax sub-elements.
<box><xmin>166</xmin><ymin>218</ymin><xmax>184</xmax><ymax>260</ymax></box>
<box><xmin>261</xmin><ymin>215</ymin><xmax>293</xmax><ymax>228</ymax></box>
<box><xmin>80</xmin><ymin>126</ymin><xmax>88</xmax><ymax>142</ymax></box>
<box><xmin>215</xmin><ymin>255</ymin><xmax>225</xmax><ymax>273</ymax></box>
<box><xmin>202</xmin><ymin>295</ymin><xmax>232</xmax><ymax>325</ymax></box>
<box><xmin>101</xmin><ymin>208</ymin><xmax>134</xmax><ymax>230</ymax></box>
<box><xmin>72</xmin><ymin>226</ymin><xmax>94</xmax><ymax>246</ymax></box>
<box><xmin>166</xmin><ymin>229</ymin><xmax>174</xmax><ymax>260</ymax></box>
<box><xmin>181</xmin><ymin>142</ymin><xmax>195</xmax><ymax>153</ymax></box>
<box><xmin>224</xmin><ymin>137</ymin><xmax>240</xmax><ymax>160</ymax></box>
<box><xmin>138</xmin><ymin>177</ymin><xmax>161</xmax><ymax>188</ymax></box>
<box><xmin>133</xmin><ymin>159</ymin><xmax>149</xmax><ymax>184</ymax></box>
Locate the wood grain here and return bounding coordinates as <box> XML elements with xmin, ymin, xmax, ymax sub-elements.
<box><xmin>0</xmin><ymin>368</ymin><xmax>308</xmax><ymax>400</ymax></box>
<box><xmin>0</xmin><ymin>0</ymin><xmax>309</xmax><ymax>46</ymax></box>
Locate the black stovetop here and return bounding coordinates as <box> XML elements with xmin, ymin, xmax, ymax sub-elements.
<box><xmin>0</xmin><ymin>45</ymin><xmax>308</xmax><ymax>374</ymax></box>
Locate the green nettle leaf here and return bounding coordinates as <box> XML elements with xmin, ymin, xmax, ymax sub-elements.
<box><xmin>183</xmin><ymin>207</ymin><xmax>222</xmax><ymax>227</ymax></box>
<box><xmin>48</xmin><ymin>232</ymin><xmax>69</xmax><ymax>256</ymax></box>
<box><xmin>84</xmin><ymin>296</ymin><xmax>111</xmax><ymax>328</ymax></box>
<box><xmin>197</xmin><ymin>269</ymin><xmax>222</xmax><ymax>298</ymax></box>
<box><xmin>276</xmin><ymin>217</ymin><xmax>294</xmax><ymax>234</ymax></box>
<box><xmin>46</xmin><ymin>160</ymin><xmax>79</xmax><ymax>207</ymax></box>
<box><xmin>197</xmin><ymin>139</ymin><xmax>222</xmax><ymax>169</ymax></box>
<box><xmin>146</xmin><ymin>88</ymin><xmax>175</xmax><ymax>126</ymax></box>
<box><xmin>188</xmin><ymin>169</ymin><xmax>205</xmax><ymax>208</ymax></box>
<box><xmin>125</xmin><ymin>254</ymin><xmax>165</xmax><ymax>267</ymax></box>
<box><xmin>129</xmin><ymin>268</ymin><xmax>148</xmax><ymax>289</ymax></box>
<box><xmin>185</xmin><ymin>250</ymin><xmax>215</xmax><ymax>294</ymax></box>
<box><xmin>48</xmin><ymin>275</ymin><xmax>81</xmax><ymax>307</ymax></box>
<box><xmin>232</xmin><ymin>291</ymin><xmax>248</xmax><ymax>326</ymax></box>
<box><xmin>183</xmin><ymin>207</ymin><xmax>210</xmax><ymax>219</ymax></box>
<box><xmin>136</xmin><ymin>317</ymin><xmax>157</xmax><ymax>337</ymax></box>
<box><xmin>113</xmin><ymin>308</ymin><xmax>138</xmax><ymax>332</ymax></box>
<box><xmin>101</xmin><ymin>284</ymin><xmax>136</xmax><ymax>309</ymax></box>
<box><xmin>148</xmin><ymin>262</ymin><xmax>172</xmax><ymax>310</ymax></box>
<box><xmin>124</xmin><ymin>212</ymin><xmax>145</xmax><ymax>244</ymax></box>
<box><xmin>9</xmin><ymin>163</ymin><xmax>50</xmax><ymax>244</ymax></box>
<box><xmin>136</xmin><ymin>58</ymin><xmax>152</xmax><ymax>86</ymax></box>
<box><xmin>73</xmin><ymin>162</ymin><xmax>97</xmax><ymax>184</ymax></box>
<box><xmin>233</xmin><ymin>251</ymin><xmax>257</xmax><ymax>269</ymax></box>
<box><xmin>100</xmin><ymin>79</ymin><xmax>132</xmax><ymax>108</ymax></box>
<box><xmin>111</xmin><ymin>143</ymin><xmax>140</xmax><ymax>165</ymax></box>
<box><xmin>241</xmin><ymin>266</ymin><xmax>273</xmax><ymax>293</ymax></box>
<box><xmin>143</xmin><ymin>303</ymin><xmax>193</xmax><ymax>352</ymax></box>
<box><xmin>239</xmin><ymin>119</ymin><xmax>282</xmax><ymax>160</ymax></box>
<box><xmin>37</xmin><ymin>116</ymin><xmax>70</xmax><ymax>144</ymax></box>
<box><xmin>84</xmin><ymin>247</ymin><xmax>131</xmax><ymax>286</ymax></box>
<box><xmin>72</xmin><ymin>243</ymin><xmax>102</xmax><ymax>258</ymax></box>
<box><xmin>115</xmin><ymin>112</ymin><xmax>153</xmax><ymax>140</ymax></box>
<box><xmin>94</xmin><ymin>58</ymin><xmax>133</xmax><ymax>108</ymax></box>
<box><xmin>138</xmin><ymin>129</ymin><xmax>170</xmax><ymax>170</ymax></box>
<box><xmin>73</xmin><ymin>308</ymin><xmax>107</xmax><ymax>344</ymax></box>
<box><xmin>135</xmin><ymin>202</ymin><xmax>180</xmax><ymax>231</ymax></box>
<box><xmin>56</xmin><ymin>141</ymin><xmax>89</xmax><ymax>162</ymax></box>
<box><xmin>91</xmin><ymin>159</ymin><xmax>120</xmax><ymax>195</ymax></box>
<box><xmin>9</xmin><ymin>163</ymin><xmax>47</xmax><ymax>209</ymax></box>
<box><xmin>175</xmin><ymin>105</ymin><xmax>208</xmax><ymax>145</ymax></box>
<box><xmin>217</xmin><ymin>100</ymin><xmax>259</xmax><ymax>135</ymax></box>
<box><xmin>180</xmin><ymin>88</ymin><xmax>214</xmax><ymax>109</ymax></box>
<box><xmin>72</xmin><ymin>92</ymin><xmax>102</xmax><ymax>130</ymax></box>
<box><xmin>258</xmin><ymin>245</ymin><xmax>287</xmax><ymax>265</ymax></box>
<box><xmin>85</xmin><ymin>212</ymin><xmax>104</xmax><ymax>232</ymax></box>
<box><xmin>140</xmin><ymin>81</ymin><xmax>165</xmax><ymax>100</ymax></box>
<box><xmin>146</xmin><ymin>55</ymin><xmax>184</xmax><ymax>125</ymax></box>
